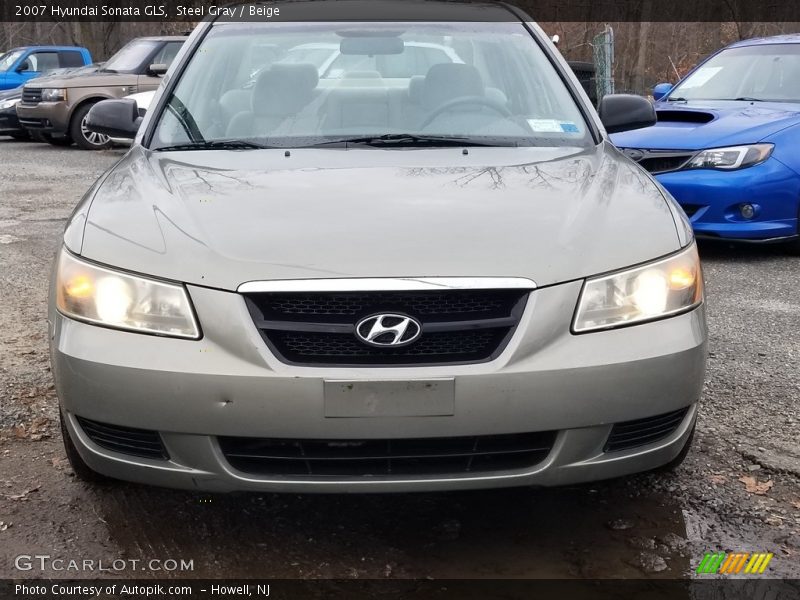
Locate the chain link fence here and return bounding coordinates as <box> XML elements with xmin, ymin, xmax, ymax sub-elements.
<box><xmin>592</xmin><ymin>25</ymin><xmax>615</xmax><ymax>100</ymax></box>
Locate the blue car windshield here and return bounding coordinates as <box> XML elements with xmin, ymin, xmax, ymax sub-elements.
<box><xmin>0</xmin><ymin>49</ymin><xmax>24</xmax><ymax>71</ymax></box>
<box><xmin>669</xmin><ymin>44</ymin><xmax>800</xmax><ymax>103</ymax></box>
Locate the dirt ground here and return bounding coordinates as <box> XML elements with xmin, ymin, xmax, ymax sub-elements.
<box><xmin>0</xmin><ymin>139</ymin><xmax>798</xmax><ymax>581</ymax></box>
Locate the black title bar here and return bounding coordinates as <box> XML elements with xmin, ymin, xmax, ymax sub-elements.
<box><xmin>2</xmin><ymin>0</ymin><xmax>800</xmax><ymax>23</ymax></box>
<box><xmin>3</xmin><ymin>579</ymin><xmax>800</xmax><ymax>600</ymax></box>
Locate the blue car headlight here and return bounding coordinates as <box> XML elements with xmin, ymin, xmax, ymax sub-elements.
<box><xmin>686</xmin><ymin>144</ymin><xmax>773</xmax><ymax>171</ymax></box>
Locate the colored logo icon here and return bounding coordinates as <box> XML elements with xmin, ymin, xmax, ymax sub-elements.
<box><xmin>696</xmin><ymin>552</ymin><xmax>774</xmax><ymax>575</ymax></box>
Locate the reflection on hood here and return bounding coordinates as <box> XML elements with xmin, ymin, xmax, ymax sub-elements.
<box><xmin>75</xmin><ymin>143</ymin><xmax>681</xmax><ymax>290</ymax></box>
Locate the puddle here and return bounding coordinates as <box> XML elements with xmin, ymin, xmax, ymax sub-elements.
<box><xmin>1</xmin><ymin>445</ymin><xmax>696</xmax><ymax>581</ymax></box>
<box><xmin>88</xmin><ymin>482</ymin><xmax>690</xmax><ymax>579</ymax></box>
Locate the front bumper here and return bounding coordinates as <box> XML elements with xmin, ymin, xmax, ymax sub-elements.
<box><xmin>656</xmin><ymin>158</ymin><xmax>800</xmax><ymax>241</ymax></box>
<box><xmin>51</xmin><ymin>280</ymin><xmax>707</xmax><ymax>493</ymax></box>
<box><xmin>16</xmin><ymin>101</ymin><xmax>70</xmax><ymax>135</ymax></box>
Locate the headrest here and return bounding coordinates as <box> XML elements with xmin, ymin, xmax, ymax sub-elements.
<box><xmin>421</xmin><ymin>63</ymin><xmax>484</xmax><ymax>109</ymax></box>
<box><xmin>252</xmin><ymin>63</ymin><xmax>319</xmax><ymax>117</ymax></box>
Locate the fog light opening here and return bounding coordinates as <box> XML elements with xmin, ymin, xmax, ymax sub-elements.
<box><xmin>740</xmin><ymin>204</ymin><xmax>756</xmax><ymax>219</ymax></box>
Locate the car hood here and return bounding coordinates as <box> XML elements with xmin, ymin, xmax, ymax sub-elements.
<box><xmin>611</xmin><ymin>100</ymin><xmax>800</xmax><ymax>150</ymax></box>
<box><xmin>25</xmin><ymin>70</ymin><xmax>135</xmax><ymax>89</ymax></box>
<box><xmin>76</xmin><ymin>143</ymin><xmax>681</xmax><ymax>291</ymax></box>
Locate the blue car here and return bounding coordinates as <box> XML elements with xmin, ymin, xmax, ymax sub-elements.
<box><xmin>612</xmin><ymin>35</ymin><xmax>800</xmax><ymax>252</ymax></box>
<box><xmin>0</xmin><ymin>46</ymin><xmax>92</xmax><ymax>91</ymax></box>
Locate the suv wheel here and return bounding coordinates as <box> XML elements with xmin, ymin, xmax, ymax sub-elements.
<box><xmin>70</xmin><ymin>103</ymin><xmax>112</xmax><ymax>150</ymax></box>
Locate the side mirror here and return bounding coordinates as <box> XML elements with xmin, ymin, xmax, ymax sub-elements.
<box><xmin>86</xmin><ymin>98</ymin><xmax>142</xmax><ymax>139</ymax></box>
<box><xmin>652</xmin><ymin>82</ymin><xmax>673</xmax><ymax>101</ymax></box>
<box><xmin>148</xmin><ymin>63</ymin><xmax>168</xmax><ymax>76</ymax></box>
<box><xmin>598</xmin><ymin>94</ymin><xmax>656</xmax><ymax>134</ymax></box>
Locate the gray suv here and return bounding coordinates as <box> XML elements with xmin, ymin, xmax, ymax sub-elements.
<box><xmin>50</xmin><ymin>1</ymin><xmax>707</xmax><ymax>493</ymax></box>
<box><xmin>17</xmin><ymin>36</ymin><xmax>183</xmax><ymax>149</ymax></box>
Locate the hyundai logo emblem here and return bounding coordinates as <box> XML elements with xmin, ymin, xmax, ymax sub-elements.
<box><xmin>355</xmin><ymin>313</ymin><xmax>422</xmax><ymax>347</ymax></box>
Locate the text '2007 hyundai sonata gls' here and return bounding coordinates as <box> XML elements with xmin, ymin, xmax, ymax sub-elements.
<box><xmin>50</xmin><ymin>1</ymin><xmax>707</xmax><ymax>492</ymax></box>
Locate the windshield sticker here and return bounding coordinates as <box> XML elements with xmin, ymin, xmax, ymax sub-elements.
<box><xmin>527</xmin><ymin>119</ymin><xmax>563</xmax><ymax>132</ymax></box>
<box><xmin>559</xmin><ymin>122</ymin><xmax>580</xmax><ymax>133</ymax></box>
<box><xmin>680</xmin><ymin>66</ymin><xmax>723</xmax><ymax>89</ymax></box>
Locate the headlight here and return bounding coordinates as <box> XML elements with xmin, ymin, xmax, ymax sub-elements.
<box><xmin>686</xmin><ymin>144</ymin><xmax>773</xmax><ymax>170</ymax></box>
<box><xmin>55</xmin><ymin>250</ymin><xmax>200</xmax><ymax>339</ymax></box>
<box><xmin>0</xmin><ymin>98</ymin><xmax>20</xmax><ymax>110</ymax></box>
<box><xmin>573</xmin><ymin>243</ymin><xmax>703</xmax><ymax>333</ymax></box>
<box><xmin>41</xmin><ymin>88</ymin><xmax>67</xmax><ymax>102</ymax></box>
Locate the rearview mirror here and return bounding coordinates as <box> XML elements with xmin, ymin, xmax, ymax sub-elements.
<box><xmin>652</xmin><ymin>82</ymin><xmax>673</xmax><ymax>101</ymax></box>
<box><xmin>598</xmin><ymin>94</ymin><xmax>656</xmax><ymax>134</ymax></box>
<box><xmin>86</xmin><ymin>98</ymin><xmax>142</xmax><ymax>139</ymax></box>
<box><xmin>340</xmin><ymin>37</ymin><xmax>404</xmax><ymax>56</ymax></box>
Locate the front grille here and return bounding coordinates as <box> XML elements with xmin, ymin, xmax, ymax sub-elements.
<box><xmin>21</xmin><ymin>88</ymin><xmax>42</xmax><ymax>104</ymax></box>
<box><xmin>219</xmin><ymin>431</ymin><xmax>556</xmax><ymax>477</ymax></box>
<box><xmin>637</xmin><ymin>153</ymin><xmax>694</xmax><ymax>174</ymax></box>
<box><xmin>263</xmin><ymin>291</ymin><xmax>513</xmax><ymax>318</ymax></box>
<box><xmin>604</xmin><ymin>407</ymin><xmax>689</xmax><ymax>452</ymax></box>
<box><xmin>623</xmin><ymin>149</ymin><xmax>695</xmax><ymax>175</ymax></box>
<box><xmin>244</xmin><ymin>289</ymin><xmax>529</xmax><ymax>366</ymax></box>
<box><xmin>77</xmin><ymin>417</ymin><xmax>168</xmax><ymax>460</ymax></box>
<box><xmin>272</xmin><ymin>329</ymin><xmax>507</xmax><ymax>360</ymax></box>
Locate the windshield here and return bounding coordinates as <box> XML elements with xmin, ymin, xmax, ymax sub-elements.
<box><xmin>150</xmin><ymin>21</ymin><xmax>591</xmax><ymax>150</ymax></box>
<box><xmin>103</xmin><ymin>39</ymin><xmax>159</xmax><ymax>73</ymax></box>
<box><xmin>669</xmin><ymin>44</ymin><xmax>800</xmax><ymax>103</ymax></box>
<box><xmin>0</xmin><ymin>50</ymin><xmax>24</xmax><ymax>72</ymax></box>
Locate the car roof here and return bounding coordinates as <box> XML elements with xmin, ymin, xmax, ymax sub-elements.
<box><xmin>133</xmin><ymin>36</ymin><xmax>186</xmax><ymax>42</ymax></box>
<box><xmin>727</xmin><ymin>34</ymin><xmax>800</xmax><ymax>48</ymax></box>
<box><xmin>218</xmin><ymin>0</ymin><xmax>523</xmax><ymax>23</ymax></box>
<box><xmin>6</xmin><ymin>46</ymin><xmax>88</xmax><ymax>52</ymax></box>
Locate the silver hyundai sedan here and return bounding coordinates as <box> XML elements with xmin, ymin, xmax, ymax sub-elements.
<box><xmin>50</xmin><ymin>1</ymin><xmax>707</xmax><ymax>492</ymax></box>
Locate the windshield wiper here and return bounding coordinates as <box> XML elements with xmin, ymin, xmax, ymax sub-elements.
<box><xmin>305</xmin><ymin>134</ymin><xmax>518</xmax><ymax>148</ymax></box>
<box><xmin>154</xmin><ymin>140</ymin><xmax>273</xmax><ymax>152</ymax></box>
<box><xmin>728</xmin><ymin>97</ymin><xmax>765</xmax><ymax>102</ymax></box>
<box><xmin>666</xmin><ymin>97</ymin><xmax>687</xmax><ymax>102</ymax></box>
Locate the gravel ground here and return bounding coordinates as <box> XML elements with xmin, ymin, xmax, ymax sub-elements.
<box><xmin>0</xmin><ymin>138</ymin><xmax>798</xmax><ymax>581</ymax></box>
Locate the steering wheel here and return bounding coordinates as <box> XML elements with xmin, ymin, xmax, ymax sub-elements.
<box><xmin>420</xmin><ymin>95</ymin><xmax>512</xmax><ymax>129</ymax></box>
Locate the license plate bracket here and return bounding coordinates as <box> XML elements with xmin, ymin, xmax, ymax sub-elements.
<box><xmin>323</xmin><ymin>379</ymin><xmax>455</xmax><ymax>418</ymax></box>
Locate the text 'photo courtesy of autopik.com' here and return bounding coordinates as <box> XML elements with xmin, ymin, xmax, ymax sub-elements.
<box><xmin>0</xmin><ymin>0</ymin><xmax>799</xmax><ymax>598</ymax></box>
